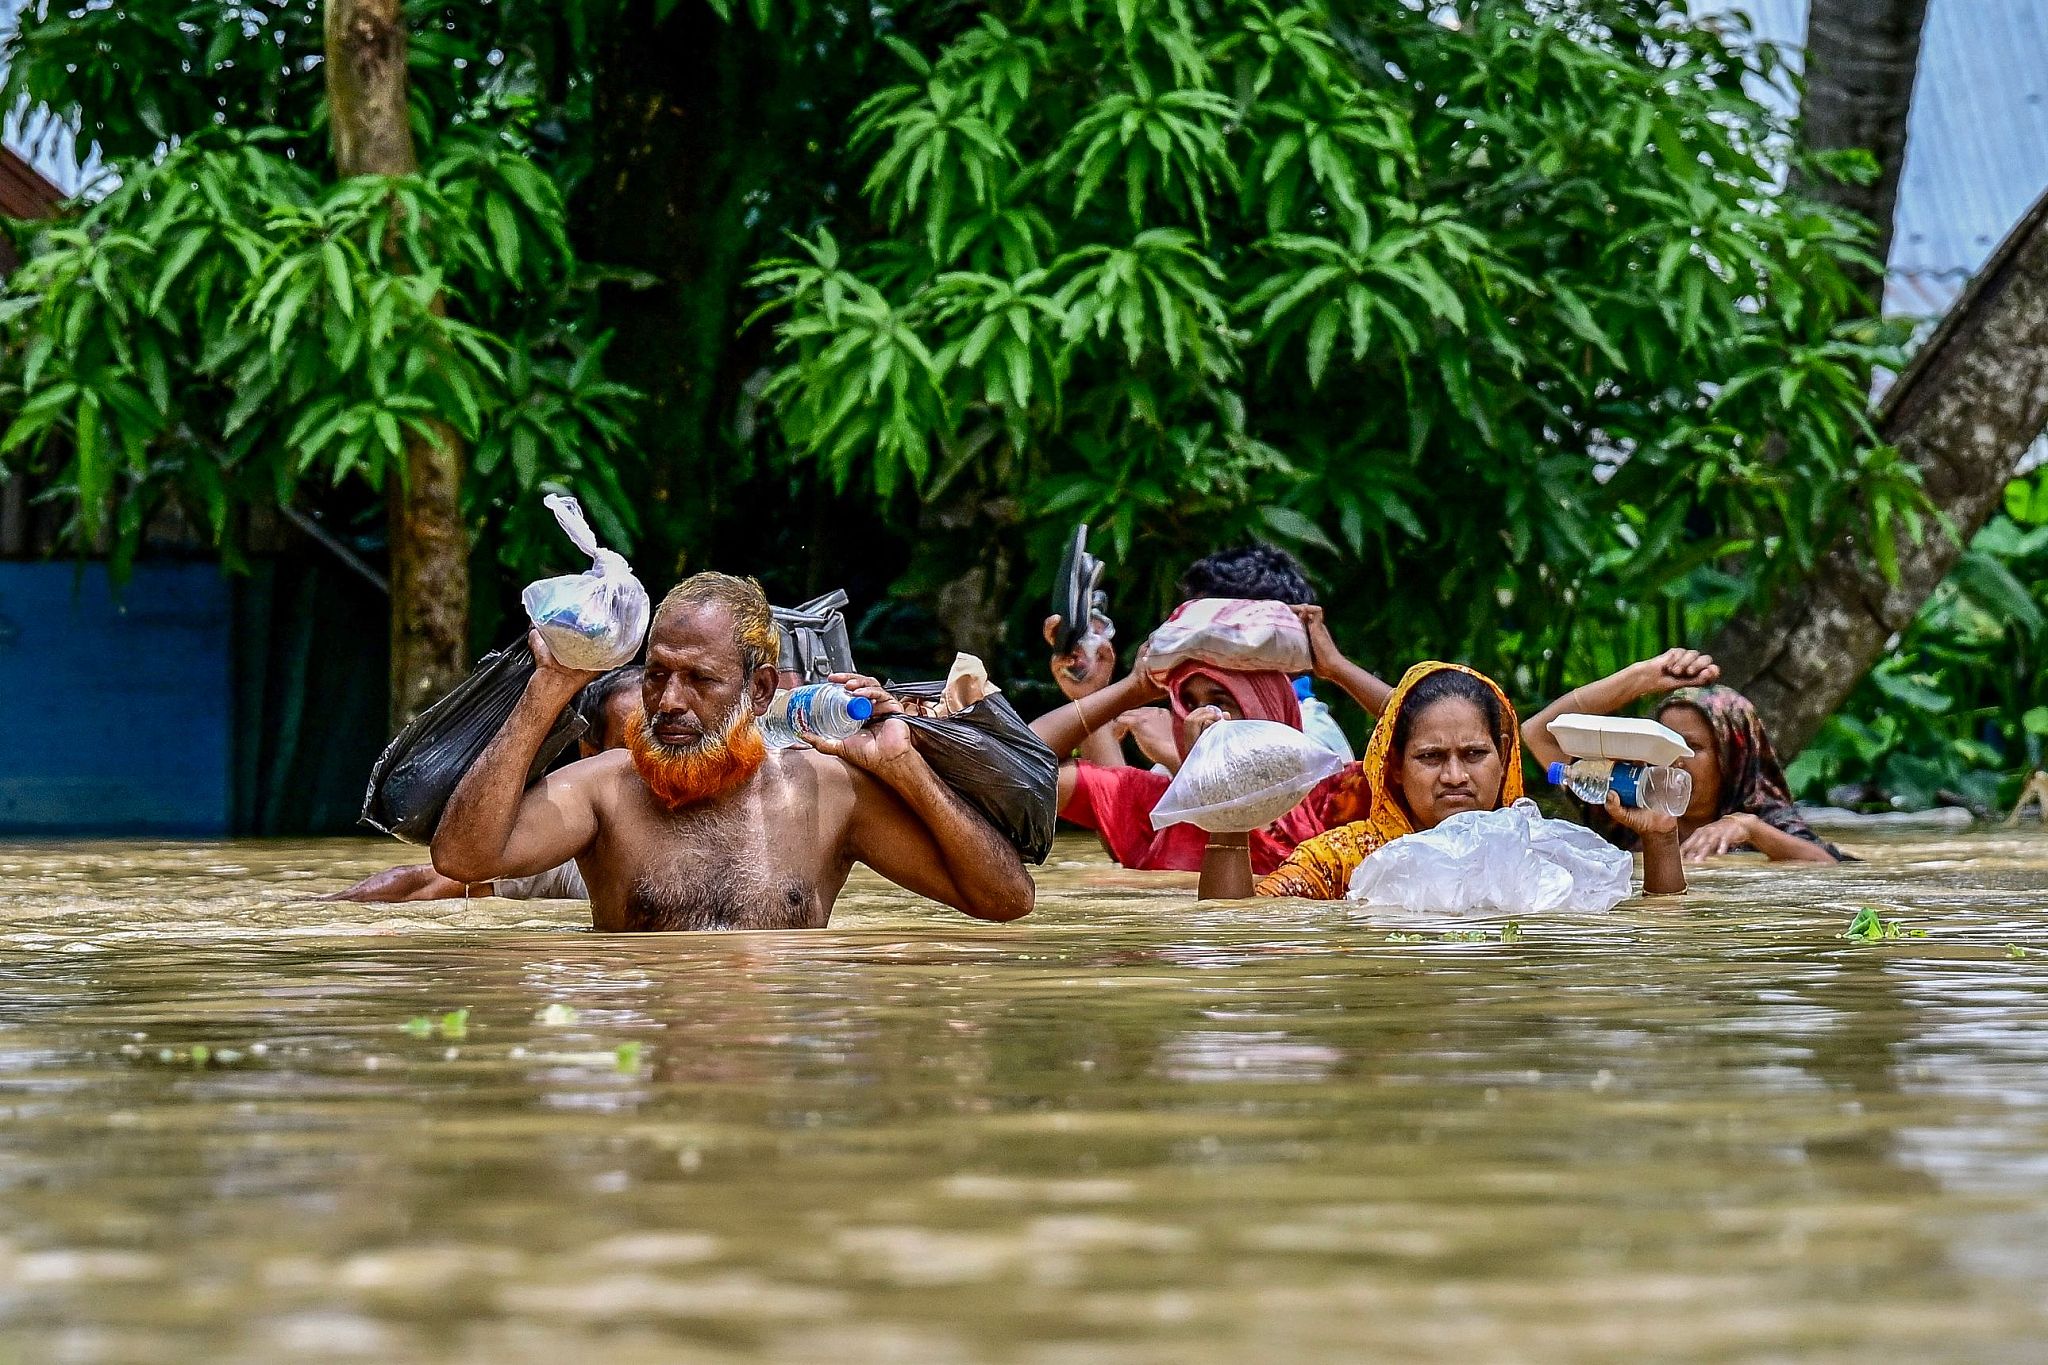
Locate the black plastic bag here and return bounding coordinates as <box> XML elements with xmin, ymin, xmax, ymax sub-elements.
<box><xmin>360</xmin><ymin>640</ymin><xmax>587</xmax><ymax>844</ymax></box>
<box><xmin>888</xmin><ymin>681</ymin><xmax>1059</xmax><ymax>864</ymax></box>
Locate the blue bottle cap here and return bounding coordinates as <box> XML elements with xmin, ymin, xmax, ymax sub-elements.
<box><xmin>846</xmin><ymin>695</ymin><xmax>874</xmax><ymax>722</ymax></box>
<box><xmin>1546</xmin><ymin>761</ymin><xmax>1567</xmax><ymax>785</ymax></box>
<box><xmin>1292</xmin><ymin>675</ymin><xmax>1313</xmax><ymax>699</ymax></box>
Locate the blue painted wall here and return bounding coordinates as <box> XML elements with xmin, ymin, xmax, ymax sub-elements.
<box><xmin>0</xmin><ymin>562</ymin><xmax>232</xmax><ymax>834</ymax></box>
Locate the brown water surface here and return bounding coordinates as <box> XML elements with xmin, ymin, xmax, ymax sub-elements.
<box><xmin>2</xmin><ymin>830</ymin><xmax>2047</xmax><ymax>1362</ymax></box>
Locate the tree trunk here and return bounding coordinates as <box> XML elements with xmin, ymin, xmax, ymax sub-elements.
<box><xmin>1709</xmin><ymin>187</ymin><xmax>2048</xmax><ymax>753</ymax></box>
<box><xmin>325</xmin><ymin>0</ymin><xmax>470</xmax><ymax>728</ymax></box>
<box><xmin>1794</xmin><ymin>0</ymin><xmax>1931</xmax><ymax>310</ymax></box>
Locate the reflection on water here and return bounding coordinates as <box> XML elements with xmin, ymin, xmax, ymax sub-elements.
<box><xmin>1</xmin><ymin>830</ymin><xmax>2046</xmax><ymax>1361</ymax></box>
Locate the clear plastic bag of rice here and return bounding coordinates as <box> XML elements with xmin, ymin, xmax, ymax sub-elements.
<box><xmin>521</xmin><ymin>493</ymin><xmax>650</xmax><ymax>671</ymax></box>
<box><xmin>1150</xmin><ymin>719</ymin><xmax>1346</xmax><ymax>833</ymax></box>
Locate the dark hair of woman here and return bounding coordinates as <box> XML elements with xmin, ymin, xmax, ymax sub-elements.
<box><xmin>1392</xmin><ymin>668</ymin><xmax>1506</xmax><ymax>756</ymax></box>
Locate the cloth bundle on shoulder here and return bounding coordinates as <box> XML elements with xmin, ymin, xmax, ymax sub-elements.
<box><xmin>360</xmin><ymin>641</ymin><xmax>586</xmax><ymax>844</ymax></box>
<box><xmin>1151</xmin><ymin>719</ymin><xmax>1345</xmax><ymax>832</ymax></box>
<box><xmin>1144</xmin><ymin>598</ymin><xmax>1312</xmax><ymax>677</ymax></box>
<box><xmin>1346</xmin><ymin>799</ymin><xmax>1633</xmax><ymax>916</ymax></box>
<box><xmin>522</xmin><ymin>493</ymin><xmax>650</xmax><ymax>670</ymax></box>
<box><xmin>886</xmin><ymin>659</ymin><xmax>1059</xmax><ymax>864</ymax></box>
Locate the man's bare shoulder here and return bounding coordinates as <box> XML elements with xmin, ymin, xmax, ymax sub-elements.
<box><xmin>771</xmin><ymin>745</ymin><xmax>859</xmax><ymax>796</ymax></box>
<box><xmin>542</xmin><ymin>749</ymin><xmax>639</xmax><ymax>800</ymax></box>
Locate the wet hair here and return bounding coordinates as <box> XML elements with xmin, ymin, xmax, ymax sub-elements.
<box><xmin>1392</xmin><ymin>669</ymin><xmax>1507</xmax><ymax>758</ymax></box>
<box><xmin>652</xmin><ymin>572</ymin><xmax>781</xmax><ymax>672</ymax></box>
<box><xmin>573</xmin><ymin>666</ymin><xmax>642</xmax><ymax>746</ymax></box>
<box><xmin>1177</xmin><ymin>543</ymin><xmax>1316</xmax><ymax>605</ymax></box>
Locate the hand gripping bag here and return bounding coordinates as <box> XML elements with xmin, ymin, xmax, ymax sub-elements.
<box><xmin>360</xmin><ymin>640</ymin><xmax>587</xmax><ymax>844</ymax></box>
<box><xmin>522</xmin><ymin>493</ymin><xmax>651</xmax><ymax>670</ymax></box>
<box><xmin>1149</xmin><ymin>719</ymin><xmax>1345</xmax><ymax>833</ymax></box>
<box><xmin>885</xmin><ymin>679</ymin><xmax>1060</xmax><ymax>864</ymax></box>
<box><xmin>1346</xmin><ymin>799</ymin><xmax>1633</xmax><ymax>916</ymax></box>
<box><xmin>1144</xmin><ymin>598</ymin><xmax>1313</xmax><ymax>678</ymax></box>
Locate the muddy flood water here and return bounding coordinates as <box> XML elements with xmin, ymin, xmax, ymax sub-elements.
<box><xmin>2</xmin><ymin>829</ymin><xmax>2046</xmax><ymax>1362</ymax></box>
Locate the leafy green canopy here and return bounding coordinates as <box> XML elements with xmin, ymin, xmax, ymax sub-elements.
<box><xmin>750</xmin><ymin>0</ymin><xmax>1920</xmax><ymax>694</ymax></box>
<box><xmin>0</xmin><ymin>0</ymin><xmax>637</xmax><ymax>579</ymax></box>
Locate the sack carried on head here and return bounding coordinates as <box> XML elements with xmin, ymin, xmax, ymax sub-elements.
<box><xmin>1150</xmin><ymin>718</ymin><xmax>1345</xmax><ymax>833</ymax></box>
<box><xmin>1144</xmin><ymin>599</ymin><xmax>1312</xmax><ymax>678</ymax></box>
<box><xmin>522</xmin><ymin>493</ymin><xmax>650</xmax><ymax>671</ymax></box>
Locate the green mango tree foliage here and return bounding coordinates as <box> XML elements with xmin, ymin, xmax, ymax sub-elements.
<box><xmin>0</xmin><ymin>0</ymin><xmax>639</xmax><ymax>584</ymax></box>
<box><xmin>749</xmin><ymin>0</ymin><xmax>1922</xmax><ymax>693</ymax></box>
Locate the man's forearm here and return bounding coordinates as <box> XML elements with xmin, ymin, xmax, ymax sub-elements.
<box><xmin>872</xmin><ymin>751</ymin><xmax>1034</xmax><ymax>920</ymax></box>
<box><xmin>433</xmin><ymin>672</ymin><xmax>585</xmax><ymax>882</ymax></box>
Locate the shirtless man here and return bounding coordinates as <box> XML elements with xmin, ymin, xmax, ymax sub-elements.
<box><xmin>431</xmin><ymin>572</ymin><xmax>1035</xmax><ymax>930</ymax></box>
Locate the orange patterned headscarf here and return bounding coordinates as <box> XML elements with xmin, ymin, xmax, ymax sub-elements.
<box><xmin>1257</xmin><ymin>662</ymin><xmax>1522</xmax><ymax>900</ymax></box>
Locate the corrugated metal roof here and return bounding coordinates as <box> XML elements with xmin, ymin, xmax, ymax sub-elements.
<box><xmin>0</xmin><ymin>0</ymin><xmax>100</xmax><ymax>199</ymax></box>
<box><xmin>1692</xmin><ymin>0</ymin><xmax>2048</xmax><ymax>320</ymax></box>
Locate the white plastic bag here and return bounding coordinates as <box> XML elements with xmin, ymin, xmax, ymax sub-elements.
<box><xmin>1145</xmin><ymin>599</ymin><xmax>1313</xmax><ymax>677</ymax></box>
<box><xmin>521</xmin><ymin>494</ymin><xmax>651</xmax><ymax>670</ymax></box>
<box><xmin>1151</xmin><ymin>719</ymin><xmax>1346</xmax><ymax>833</ymax></box>
<box><xmin>1346</xmin><ymin>799</ymin><xmax>1633</xmax><ymax>916</ymax></box>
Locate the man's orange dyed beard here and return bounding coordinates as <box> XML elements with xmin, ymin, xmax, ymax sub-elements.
<box><xmin>627</xmin><ymin>705</ymin><xmax>767</xmax><ymax>811</ymax></box>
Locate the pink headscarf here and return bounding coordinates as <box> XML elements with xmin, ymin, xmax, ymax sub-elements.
<box><xmin>1163</xmin><ymin>661</ymin><xmax>1303</xmax><ymax>757</ymax></box>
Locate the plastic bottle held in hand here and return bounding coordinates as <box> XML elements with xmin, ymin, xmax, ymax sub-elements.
<box><xmin>759</xmin><ymin>684</ymin><xmax>875</xmax><ymax>750</ymax></box>
<box><xmin>1548</xmin><ymin>758</ymin><xmax>1693</xmax><ymax>817</ymax></box>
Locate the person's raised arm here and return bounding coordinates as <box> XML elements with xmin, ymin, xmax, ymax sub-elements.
<box><xmin>1040</xmin><ymin>614</ymin><xmax>1128</xmax><ymax>769</ymax></box>
<box><xmin>1290</xmin><ymin>605</ymin><xmax>1392</xmax><ymax>718</ymax></box>
<box><xmin>1030</xmin><ymin>644</ymin><xmax>1166</xmax><ymax>763</ymax></box>
<box><xmin>1521</xmin><ymin>648</ymin><xmax>1720</xmax><ymax>771</ymax></box>
<box><xmin>816</xmin><ymin>674</ymin><xmax>1034</xmax><ymax>922</ymax></box>
<box><xmin>432</xmin><ymin>632</ymin><xmax>606</xmax><ymax>885</ymax></box>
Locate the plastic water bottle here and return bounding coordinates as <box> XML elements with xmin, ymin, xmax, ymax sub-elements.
<box><xmin>1293</xmin><ymin>677</ymin><xmax>1354</xmax><ymax>761</ymax></box>
<box><xmin>1548</xmin><ymin>758</ymin><xmax>1693</xmax><ymax>816</ymax></box>
<box><xmin>759</xmin><ymin>684</ymin><xmax>874</xmax><ymax>750</ymax></box>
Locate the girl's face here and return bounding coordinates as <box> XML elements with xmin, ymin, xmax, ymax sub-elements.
<box><xmin>1396</xmin><ymin>697</ymin><xmax>1505</xmax><ymax>831</ymax></box>
<box><xmin>1659</xmin><ymin>704</ymin><xmax>1722</xmax><ymax>823</ymax></box>
<box><xmin>1177</xmin><ymin>675</ymin><xmax>1243</xmax><ymax>721</ymax></box>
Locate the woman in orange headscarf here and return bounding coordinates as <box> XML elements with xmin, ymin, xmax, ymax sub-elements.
<box><xmin>1198</xmin><ymin>662</ymin><xmax>1685</xmax><ymax>900</ymax></box>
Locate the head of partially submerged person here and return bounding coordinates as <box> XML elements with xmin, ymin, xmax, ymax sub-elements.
<box><xmin>573</xmin><ymin>665</ymin><xmax>645</xmax><ymax>757</ymax></box>
<box><xmin>1177</xmin><ymin>543</ymin><xmax>1316</xmax><ymax>606</ymax></box>
<box><xmin>1253</xmin><ymin>662</ymin><xmax>1523</xmax><ymax>900</ymax></box>
<box><xmin>1167</xmin><ymin>662</ymin><xmax>1301</xmax><ymax>752</ymax></box>
<box><xmin>632</xmin><ymin>573</ymin><xmax>779</xmax><ymax>810</ymax></box>
<box><xmin>1386</xmin><ymin>665</ymin><xmax>1516</xmax><ymax>831</ymax></box>
<box><xmin>1654</xmin><ymin>685</ymin><xmax>1844</xmax><ymax>858</ymax></box>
